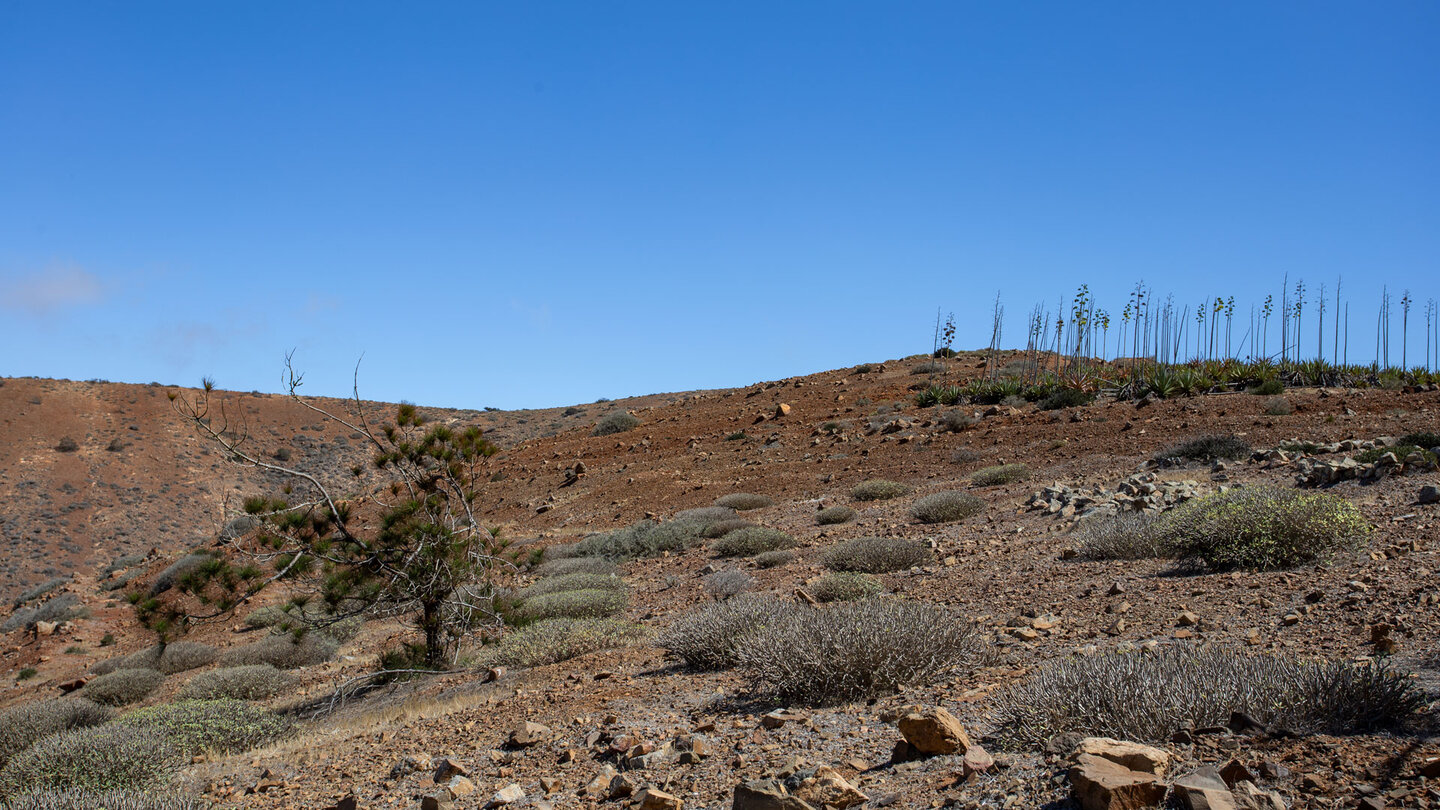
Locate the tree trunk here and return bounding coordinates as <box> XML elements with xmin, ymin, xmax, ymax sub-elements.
<box><xmin>422</xmin><ymin>601</ymin><xmax>444</xmax><ymax>669</ymax></box>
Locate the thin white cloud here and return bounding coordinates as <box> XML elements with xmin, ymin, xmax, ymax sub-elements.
<box><xmin>1</xmin><ymin>264</ymin><xmax>105</xmax><ymax>314</ymax></box>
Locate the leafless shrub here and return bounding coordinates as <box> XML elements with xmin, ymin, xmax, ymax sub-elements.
<box><xmin>12</xmin><ymin>578</ymin><xmax>68</xmax><ymax>607</ymax></box>
<box><xmin>823</xmin><ymin>536</ymin><xmax>931</xmax><ymax>573</ymax></box>
<box><xmin>3</xmin><ymin>595</ymin><xmax>81</xmax><ymax>633</ymax></box>
<box><xmin>701</xmin><ymin>519</ymin><xmax>757</xmax><ymax>539</ymax></box>
<box><xmin>532</xmin><ymin>556</ymin><xmax>617</xmax><ymax>577</ymax></box>
<box><xmin>79</xmin><ymin>669</ymin><xmax>163</xmax><ymax>706</ymax></box>
<box><xmin>938</xmin><ymin>410</ymin><xmax>977</xmax><ymax>432</ymax></box>
<box><xmin>154</xmin><ymin>642</ymin><xmax>217</xmax><ymax>674</ymax></box>
<box><xmin>851</xmin><ymin>480</ymin><xmax>912</xmax><ymax>501</ymax></box>
<box><xmin>971</xmin><ymin>463</ymin><xmax>1030</xmax><ymax>487</ymax></box>
<box><xmin>539</xmin><ymin>542</ymin><xmax>581</xmax><ymax>561</ymax></box>
<box><xmin>703</xmin><ymin>569</ymin><xmax>756</xmax><ymax>600</ymax></box>
<box><xmin>2</xmin><ymin>789</ymin><xmax>208</xmax><ymax>810</ymax></box>
<box><xmin>816</xmin><ymin>506</ymin><xmax>856</xmax><ymax>526</ymax></box>
<box><xmin>910</xmin><ymin>491</ymin><xmax>984</xmax><ymax>524</ymax></box>
<box><xmin>711</xmin><ymin>527</ymin><xmax>796</xmax><ymax>558</ymax></box>
<box><xmin>754</xmin><ymin>550</ymin><xmax>796</xmax><ymax>569</ymax></box>
<box><xmin>0</xmin><ymin>700</ymin><xmax>112</xmax><ymax>771</ymax></box>
<box><xmin>176</xmin><ymin>664</ymin><xmax>295</xmax><ymax>701</ymax></box>
<box><xmin>950</xmin><ymin>448</ymin><xmax>981</xmax><ymax>465</ymax></box>
<box><xmin>0</xmin><ymin>724</ymin><xmax>177</xmax><ymax>794</ymax></box>
<box><xmin>991</xmin><ymin>646</ymin><xmax>1426</xmax><ymax>747</ymax></box>
<box><xmin>657</xmin><ymin>595</ymin><xmax>798</xmax><ymax>671</ymax></box>
<box><xmin>734</xmin><ymin>599</ymin><xmax>989</xmax><ymax>705</ymax></box>
<box><xmin>810</xmin><ymin>572</ymin><xmax>882</xmax><ymax>603</ymax></box>
<box><xmin>477</xmin><ymin>617</ymin><xmax>645</xmax><ymax>668</ymax></box>
<box><xmin>218</xmin><ymin>633</ymin><xmax>339</xmax><ymax>670</ymax></box>
<box><xmin>1074</xmin><ymin>512</ymin><xmax>1173</xmax><ymax>560</ymax></box>
<box><xmin>714</xmin><ymin>493</ymin><xmax>775</xmax><ymax>511</ymax></box>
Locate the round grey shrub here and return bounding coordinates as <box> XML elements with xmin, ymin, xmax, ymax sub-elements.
<box><xmin>591</xmin><ymin>410</ymin><xmax>641</xmax><ymax>437</ymax></box>
<box><xmin>734</xmin><ymin>599</ymin><xmax>988</xmax><ymax>706</ymax></box>
<box><xmin>573</xmin><ymin>519</ymin><xmax>706</xmax><ymax>561</ymax></box>
<box><xmin>116</xmin><ymin>699</ymin><xmax>293</xmax><ymax>756</ymax></box>
<box><xmin>1157</xmin><ymin>434</ymin><xmax>1252</xmax><ymax>463</ymax></box>
<box><xmin>711</xmin><ymin>527</ymin><xmax>797</xmax><ymax>558</ymax></box>
<box><xmin>822</xmin><ymin>536</ymin><xmax>931</xmax><ymax>573</ymax></box>
<box><xmin>675</xmin><ymin>506</ymin><xmax>738</xmax><ymax>524</ymax></box>
<box><xmin>155</xmin><ymin>642</ymin><xmax>217</xmax><ymax>675</ymax></box>
<box><xmin>657</xmin><ymin>595</ymin><xmax>798</xmax><ymax>671</ymax></box>
<box><xmin>218</xmin><ymin>632</ymin><xmax>339</xmax><ymax>670</ymax></box>
<box><xmin>533</xmin><ymin>556</ymin><xmax>617</xmax><ymax>577</ymax></box>
<box><xmin>79</xmin><ymin>669</ymin><xmax>164</xmax><ymax>707</ymax></box>
<box><xmin>511</xmin><ymin>588</ymin><xmax>627</xmax><ymax>624</ymax></box>
<box><xmin>515</xmin><ymin>572</ymin><xmax>625</xmax><ymax>601</ymax></box>
<box><xmin>713</xmin><ymin>493</ymin><xmax>775</xmax><ymax>511</ymax></box>
<box><xmin>816</xmin><ymin>506</ymin><xmax>857</xmax><ymax>526</ymax></box>
<box><xmin>0</xmin><ymin>724</ymin><xmax>177</xmax><ymax>794</ymax></box>
<box><xmin>242</xmin><ymin>605</ymin><xmax>287</xmax><ymax>629</ymax></box>
<box><xmin>1155</xmin><ymin>487</ymin><xmax>1370</xmax><ymax>571</ymax></box>
<box><xmin>176</xmin><ymin>665</ymin><xmax>295</xmax><ymax>701</ymax></box>
<box><xmin>754</xmin><ymin>550</ymin><xmax>796</xmax><ymax>569</ymax></box>
<box><xmin>970</xmin><ymin>463</ymin><xmax>1030</xmax><ymax>487</ymax></box>
<box><xmin>3</xmin><ymin>789</ymin><xmax>209</xmax><ymax>810</ymax></box>
<box><xmin>478</xmin><ymin>618</ymin><xmax>644</xmax><ymax>669</ymax></box>
<box><xmin>0</xmin><ymin>700</ymin><xmax>112</xmax><ymax>771</ymax></box>
<box><xmin>1074</xmin><ymin>512</ymin><xmax>1172</xmax><ymax>560</ymax></box>
<box><xmin>851</xmin><ymin>480</ymin><xmax>912</xmax><ymax>501</ymax></box>
<box><xmin>703</xmin><ymin>569</ymin><xmax>756</xmax><ymax>600</ymax></box>
<box><xmin>910</xmin><ymin>491</ymin><xmax>984</xmax><ymax>524</ymax></box>
<box><xmin>810</xmin><ymin>572</ymin><xmax>883</xmax><ymax>603</ymax></box>
<box><xmin>701</xmin><ymin>519</ymin><xmax>757</xmax><ymax>539</ymax></box>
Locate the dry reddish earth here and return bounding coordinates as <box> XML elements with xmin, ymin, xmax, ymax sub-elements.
<box><xmin>1</xmin><ymin>356</ymin><xmax>1438</xmax><ymax>809</ymax></box>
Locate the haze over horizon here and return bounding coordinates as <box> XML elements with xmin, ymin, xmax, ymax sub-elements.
<box><xmin>3</xmin><ymin>3</ymin><xmax>1437</xmax><ymax>410</ymax></box>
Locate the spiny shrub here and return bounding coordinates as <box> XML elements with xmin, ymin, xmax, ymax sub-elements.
<box><xmin>971</xmin><ymin>463</ymin><xmax>1030</xmax><ymax>487</ymax></box>
<box><xmin>657</xmin><ymin>595</ymin><xmax>797</xmax><ymax>671</ymax></box>
<box><xmin>1074</xmin><ymin>512</ymin><xmax>1172</xmax><ymax>560</ymax></box>
<box><xmin>515</xmin><ymin>572</ymin><xmax>625</xmax><ymax>601</ymax></box>
<box><xmin>734</xmin><ymin>600</ymin><xmax>988</xmax><ymax>706</ymax></box>
<box><xmin>12</xmin><ymin>578</ymin><xmax>68</xmax><ymax>607</ymax></box>
<box><xmin>79</xmin><ymin>669</ymin><xmax>163</xmax><ymax>707</ymax></box>
<box><xmin>938</xmin><ymin>410</ymin><xmax>976</xmax><ymax>432</ymax></box>
<box><xmin>703</xmin><ymin>569</ymin><xmax>756</xmax><ymax>600</ymax></box>
<box><xmin>754</xmin><ymin>550</ymin><xmax>796</xmax><ymax>569</ymax></box>
<box><xmin>0</xmin><ymin>700</ymin><xmax>112</xmax><ymax>771</ymax></box>
<box><xmin>242</xmin><ymin>605</ymin><xmax>287</xmax><ymax>629</ymax></box>
<box><xmin>218</xmin><ymin>632</ymin><xmax>339</xmax><ymax>670</ymax></box>
<box><xmin>154</xmin><ymin>642</ymin><xmax>217</xmax><ymax>675</ymax></box>
<box><xmin>0</xmin><ymin>724</ymin><xmax>177</xmax><ymax>793</ymax></box>
<box><xmin>1157</xmin><ymin>434</ymin><xmax>1252</xmax><ymax>463</ymax></box>
<box><xmin>2</xmin><ymin>789</ymin><xmax>208</xmax><ymax>810</ymax></box>
<box><xmin>1264</xmin><ymin>397</ymin><xmax>1294</xmax><ymax>416</ymax></box>
<box><xmin>176</xmin><ymin>664</ymin><xmax>295</xmax><ymax>701</ymax></box>
<box><xmin>591</xmin><ymin>411</ymin><xmax>641</xmax><ymax>437</ymax></box>
<box><xmin>532</xmin><ymin>556</ymin><xmax>618</xmax><ymax>577</ymax></box>
<box><xmin>116</xmin><ymin>699</ymin><xmax>292</xmax><ymax>755</ymax></box>
<box><xmin>851</xmin><ymin>480</ymin><xmax>912</xmax><ymax>501</ymax></box>
<box><xmin>1039</xmin><ymin>388</ymin><xmax>1095</xmax><ymax>410</ymax></box>
<box><xmin>910</xmin><ymin>491</ymin><xmax>984</xmax><ymax>524</ymax></box>
<box><xmin>573</xmin><ymin>518</ymin><xmax>713</xmax><ymax>561</ymax></box>
<box><xmin>3</xmin><ymin>595</ymin><xmax>81</xmax><ymax>633</ymax></box>
<box><xmin>701</xmin><ymin>519</ymin><xmax>756</xmax><ymax>539</ymax></box>
<box><xmin>675</xmin><ymin>506</ymin><xmax>738</xmax><ymax>524</ymax></box>
<box><xmin>823</xmin><ymin>536</ymin><xmax>931</xmax><ymax>573</ymax></box>
<box><xmin>509</xmin><ymin>588</ymin><xmax>627</xmax><ymax>624</ymax></box>
<box><xmin>478</xmin><ymin>618</ymin><xmax>644</xmax><ymax>668</ymax></box>
<box><xmin>711</xmin><ymin>527</ymin><xmax>796</xmax><ymax>558</ymax></box>
<box><xmin>713</xmin><ymin>493</ymin><xmax>775</xmax><ymax>511</ymax></box>
<box><xmin>1156</xmin><ymin>487</ymin><xmax>1369</xmax><ymax>571</ymax></box>
<box><xmin>992</xmin><ymin>647</ymin><xmax>1425</xmax><ymax>747</ymax></box>
<box><xmin>816</xmin><ymin>506</ymin><xmax>856</xmax><ymax>526</ymax></box>
<box><xmin>810</xmin><ymin>572</ymin><xmax>883</xmax><ymax>603</ymax></box>
<box><xmin>148</xmin><ymin>553</ymin><xmax>212</xmax><ymax>596</ymax></box>
<box><xmin>911</xmin><ymin>361</ymin><xmax>944</xmax><ymax>375</ymax></box>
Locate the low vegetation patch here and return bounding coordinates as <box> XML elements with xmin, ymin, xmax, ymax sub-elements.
<box><xmin>514</xmin><ymin>572</ymin><xmax>625</xmax><ymax>601</ymax></box>
<box><xmin>532</xmin><ymin>556</ymin><xmax>618</xmax><ymax>577</ymax></box>
<box><xmin>1157</xmin><ymin>487</ymin><xmax>1369</xmax><ymax>571</ymax></box>
<box><xmin>701</xmin><ymin>519</ymin><xmax>756</xmax><ymax>539</ymax></box>
<box><xmin>116</xmin><ymin>700</ymin><xmax>292</xmax><ymax>756</ymax></box>
<box><xmin>734</xmin><ymin>600</ymin><xmax>988</xmax><ymax>706</ymax></box>
<box><xmin>509</xmin><ymin>588</ymin><xmax>627</xmax><ymax>624</ymax></box>
<box><xmin>218</xmin><ymin>632</ymin><xmax>339</xmax><ymax>670</ymax></box>
<box><xmin>0</xmin><ymin>724</ymin><xmax>176</xmax><ymax>794</ymax></box>
<box><xmin>657</xmin><ymin>595</ymin><xmax>797</xmax><ymax>671</ymax></box>
<box><xmin>851</xmin><ymin>479</ymin><xmax>912</xmax><ymax>501</ymax></box>
<box><xmin>2</xmin><ymin>790</ymin><xmax>208</xmax><ymax>810</ymax></box>
<box><xmin>710</xmin><ymin>527</ymin><xmax>796</xmax><ymax>558</ymax></box>
<box><xmin>478</xmin><ymin>618</ymin><xmax>644</xmax><ymax>668</ymax></box>
<box><xmin>971</xmin><ymin>463</ymin><xmax>1030</xmax><ymax>487</ymax></box>
<box><xmin>0</xmin><ymin>700</ymin><xmax>112</xmax><ymax>771</ymax></box>
<box><xmin>176</xmin><ymin>665</ymin><xmax>295</xmax><ymax>701</ymax></box>
<box><xmin>816</xmin><ymin>506</ymin><xmax>856</xmax><ymax>526</ymax></box>
<box><xmin>810</xmin><ymin>572</ymin><xmax>883</xmax><ymax>603</ymax></box>
<box><xmin>823</xmin><ymin>536</ymin><xmax>931</xmax><ymax>573</ymax></box>
<box><xmin>1264</xmin><ymin>397</ymin><xmax>1294</xmax><ymax>416</ymax></box>
<box><xmin>1074</xmin><ymin>512</ymin><xmax>1170</xmax><ymax>560</ymax></box>
<box><xmin>910</xmin><ymin>491</ymin><xmax>984</xmax><ymax>524</ymax></box>
<box><xmin>992</xmin><ymin>646</ymin><xmax>1425</xmax><ymax>747</ymax></box>
<box><xmin>1398</xmin><ymin>432</ymin><xmax>1440</xmax><ymax>451</ymax></box>
<box><xmin>1354</xmin><ymin>444</ymin><xmax>1437</xmax><ymax>465</ymax></box>
<box><xmin>713</xmin><ymin>493</ymin><xmax>775</xmax><ymax>511</ymax></box>
<box><xmin>79</xmin><ymin>669</ymin><xmax>164</xmax><ymax>707</ymax></box>
<box><xmin>1249</xmin><ymin>378</ymin><xmax>1285</xmax><ymax>396</ymax></box>
<box><xmin>591</xmin><ymin>410</ymin><xmax>641</xmax><ymax>437</ymax></box>
<box><xmin>1039</xmin><ymin>388</ymin><xmax>1094</xmax><ymax>410</ymax></box>
<box><xmin>754</xmin><ymin>550</ymin><xmax>796</xmax><ymax>569</ymax></box>
<box><xmin>703</xmin><ymin>569</ymin><xmax>756</xmax><ymax>600</ymax></box>
<box><xmin>1157</xmin><ymin>434</ymin><xmax>1252</xmax><ymax>463</ymax></box>
<box><xmin>3</xmin><ymin>595</ymin><xmax>82</xmax><ymax>633</ymax></box>
<box><xmin>573</xmin><ymin>515</ymin><xmax>721</xmax><ymax>561</ymax></box>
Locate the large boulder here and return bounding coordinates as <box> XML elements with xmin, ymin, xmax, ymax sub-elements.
<box><xmin>1075</xmin><ymin>737</ymin><xmax>1171</xmax><ymax>776</ymax></box>
<box><xmin>896</xmin><ymin>707</ymin><xmax>973</xmax><ymax>755</ymax></box>
<box><xmin>1070</xmin><ymin>754</ymin><xmax>1167</xmax><ymax>810</ymax></box>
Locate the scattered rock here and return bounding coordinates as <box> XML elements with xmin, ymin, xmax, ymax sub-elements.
<box><xmin>639</xmin><ymin>789</ymin><xmax>684</xmax><ymax>810</ymax></box>
<box><xmin>897</xmin><ymin>707</ymin><xmax>972</xmax><ymax>755</ymax></box>
<box><xmin>1171</xmin><ymin>766</ymin><xmax>1234</xmax><ymax>810</ymax></box>
<box><xmin>487</xmin><ymin>783</ymin><xmax>525</xmax><ymax>807</ymax></box>
<box><xmin>1070</xmin><ymin>753</ymin><xmax>1167</xmax><ymax>810</ymax></box>
<box><xmin>732</xmin><ymin>779</ymin><xmax>814</xmax><ymax>810</ymax></box>
<box><xmin>509</xmin><ymin>721</ymin><xmax>552</xmax><ymax>748</ymax></box>
<box><xmin>1074</xmin><ymin>737</ymin><xmax>1170</xmax><ymax>776</ymax></box>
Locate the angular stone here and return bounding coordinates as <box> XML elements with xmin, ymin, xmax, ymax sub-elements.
<box><xmin>432</xmin><ymin>757</ymin><xmax>468</xmax><ymax>782</ymax></box>
<box><xmin>487</xmin><ymin>784</ymin><xmax>525</xmax><ymax>807</ymax></box>
<box><xmin>1172</xmin><ymin>767</ymin><xmax>1235</xmax><ymax>810</ymax></box>
<box><xmin>732</xmin><ymin>780</ymin><xmax>816</xmax><ymax>810</ymax></box>
<box><xmin>792</xmin><ymin>766</ymin><xmax>867</xmax><ymax>809</ymax></box>
<box><xmin>962</xmin><ymin>744</ymin><xmax>995</xmax><ymax>777</ymax></box>
<box><xmin>509</xmin><ymin>721</ymin><xmax>551</xmax><ymax>747</ymax></box>
<box><xmin>896</xmin><ymin>707</ymin><xmax>972</xmax><ymax>755</ymax></box>
<box><xmin>1069</xmin><ymin>754</ymin><xmax>1167</xmax><ymax>810</ymax></box>
<box><xmin>640</xmin><ymin>789</ymin><xmax>684</xmax><ymax>810</ymax></box>
<box><xmin>1075</xmin><ymin>737</ymin><xmax>1170</xmax><ymax>776</ymax></box>
<box><xmin>1232</xmin><ymin>782</ymin><xmax>1287</xmax><ymax>810</ymax></box>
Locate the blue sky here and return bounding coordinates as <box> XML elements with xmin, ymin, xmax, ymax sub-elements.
<box><xmin>2</xmin><ymin>3</ymin><xmax>1437</xmax><ymax>409</ymax></box>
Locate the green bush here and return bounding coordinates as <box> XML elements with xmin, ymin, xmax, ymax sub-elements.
<box><xmin>148</xmin><ymin>552</ymin><xmax>213</xmax><ymax>596</ymax></box>
<box><xmin>532</xmin><ymin>556</ymin><xmax>618</xmax><ymax>577</ymax></box>
<box><xmin>2</xmin><ymin>789</ymin><xmax>208</xmax><ymax>810</ymax></box>
<box><xmin>656</xmin><ymin>595</ymin><xmax>798</xmax><ymax>671</ymax></box>
<box><xmin>734</xmin><ymin>599</ymin><xmax>988</xmax><ymax>706</ymax></box>
<box><xmin>1249</xmin><ymin>378</ymin><xmax>1285</xmax><ymax>396</ymax></box>
<box><xmin>851</xmin><ymin>479</ymin><xmax>912</xmax><ymax>501</ymax></box>
<box><xmin>116</xmin><ymin>700</ymin><xmax>292</xmax><ymax>756</ymax></box>
<box><xmin>816</xmin><ymin>506</ymin><xmax>856</xmax><ymax>526</ymax></box>
<box><xmin>591</xmin><ymin>411</ymin><xmax>641</xmax><ymax>437</ymax></box>
<box><xmin>218</xmin><ymin>632</ymin><xmax>339</xmax><ymax>670</ymax></box>
<box><xmin>711</xmin><ymin>527</ymin><xmax>796</xmax><ymax>558</ymax></box>
<box><xmin>573</xmin><ymin>518</ymin><xmax>711</xmax><ymax>561</ymax></box>
<box><xmin>1156</xmin><ymin>487</ymin><xmax>1369</xmax><ymax>571</ymax></box>
<box><xmin>971</xmin><ymin>463</ymin><xmax>1030</xmax><ymax>487</ymax></box>
<box><xmin>1157</xmin><ymin>434</ymin><xmax>1252</xmax><ymax>462</ymax></box>
<box><xmin>515</xmin><ymin>572</ymin><xmax>625</xmax><ymax>601</ymax></box>
<box><xmin>754</xmin><ymin>550</ymin><xmax>796</xmax><ymax>569</ymax></box>
<box><xmin>1039</xmin><ymin>388</ymin><xmax>1094</xmax><ymax>410</ymax></box>
<box><xmin>910</xmin><ymin>491</ymin><xmax>984</xmax><ymax>524</ymax></box>
<box><xmin>509</xmin><ymin>588</ymin><xmax>627</xmax><ymax>624</ymax></box>
<box><xmin>1354</xmin><ymin>445</ymin><xmax>1437</xmax><ymax>465</ymax></box>
<box><xmin>478</xmin><ymin>618</ymin><xmax>644</xmax><ymax>669</ymax></box>
<box><xmin>0</xmin><ymin>700</ymin><xmax>112</xmax><ymax>771</ymax></box>
<box><xmin>176</xmin><ymin>665</ymin><xmax>295</xmax><ymax>701</ymax></box>
<box><xmin>992</xmin><ymin>647</ymin><xmax>1424</xmax><ymax>747</ymax></box>
<box><xmin>713</xmin><ymin>493</ymin><xmax>775</xmax><ymax>511</ymax></box>
<box><xmin>822</xmin><ymin>536</ymin><xmax>931</xmax><ymax>573</ymax></box>
<box><xmin>0</xmin><ymin>725</ymin><xmax>177</xmax><ymax>794</ymax></box>
<box><xmin>79</xmin><ymin>669</ymin><xmax>164</xmax><ymax>707</ymax></box>
<box><xmin>810</xmin><ymin>572</ymin><xmax>883</xmax><ymax>603</ymax></box>
<box><xmin>1398</xmin><ymin>432</ymin><xmax>1440</xmax><ymax>451</ymax></box>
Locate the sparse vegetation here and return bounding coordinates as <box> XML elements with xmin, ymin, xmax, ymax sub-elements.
<box><xmin>478</xmin><ymin>617</ymin><xmax>644</xmax><ymax>669</ymax></box>
<box><xmin>657</xmin><ymin>595</ymin><xmax>797</xmax><ymax>671</ymax></box>
<box><xmin>910</xmin><ymin>491</ymin><xmax>984</xmax><ymax>524</ymax></box>
<box><xmin>532</xmin><ymin>556</ymin><xmax>618</xmax><ymax>577</ymax></box>
<box><xmin>78</xmin><ymin>669</ymin><xmax>164</xmax><ymax>707</ymax></box>
<box><xmin>2</xmin><ymin>789</ymin><xmax>208</xmax><ymax>810</ymax></box>
<box><xmin>509</xmin><ymin>588</ymin><xmax>627</xmax><ymax>624</ymax></box>
<box><xmin>1074</xmin><ymin>512</ymin><xmax>1171</xmax><ymax>560</ymax></box>
<box><xmin>810</xmin><ymin>572</ymin><xmax>883</xmax><ymax>603</ymax></box>
<box><xmin>514</xmin><ymin>572</ymin><xmax>625</xmax><ymax>601</ymax></box>
<box><xmin>937</xmin><ymin>409</ymin><xmax>976</xmax><ymax>432</ymax></box>
<box><xmin>218</xmin><ymin>632</ymin><xmax>339</xmax><ymax>670</ymax></box>
<box><xmin>711</xmin><ymin>527</ymin><xmax>796</xmax><ymax>558</ymax></box>
<box><xmin>753</xmin><ymin>550</ymin><xmax>796</xmax><ymax>569</ymax></box>
<box><xmin>573</xmin><ymin>512</ymin><xmax>732</xmax><ymax>561</ymax></box>
<box><xmin>591</xmin><ymin>410</ymin><xmax>641</xmax><ymax>437</ymax></box>
<box><xmin>1264</xmin><ymin>396</ymin><xmax>1294</xmax><ymax>415</ymax></box>
<box><xmin>713</xmin><ymin>493</ymin><xmax>775</xmax><ymax>511</ymax></box>
<box><xmin>176</xmin><ymin>664</ymin><xmax>295</xmax><ymax>701</ymax></box>
<box><xmin>823</xmin><ymin>536</ymin><xmax>931</xmax><ymax>573</ymax></box>
<box><xmin>971</xmin><ymin>463</ymin><xmax>1030</xmax><ymax>487</ymax></box>
<box><xmin>851</xmin><ymin>479</ymin><xmax>912</xmax><ymax>501</ymax></box>
<box><xmin>4</xmin><ymin>595</ymin><xmax>82</xmax><ymax>633</ymax></box>
<box><xmin>1157</xmin><ymin>434</ymin><xmax>1252</xmax><ymax>462</ymax></box>
<box><xmin>1249</xmin><ymin>378</ymin><xmax>1285</xmax><ymax>395</ymax></box>
<box><xmin>703</xmin><ymin>569</ymin><xmax>756</xmax><ymax>600</ymax></box>
<box><xmin>1354</xmin><ymin>444</ymin><xmax>1436</xmax><ymax>465</ymax></box>
<box><xmin>993</xmin><ymin>647</ymin><xmax>1425</xmax><ymax>746</ymax></box>
<box><xmin>700</xmin><ymin>518</ymin><xmax>756</xmax><ymax>539</ymax></box>
<box><xmin>1038</xmin><ymin>388</ymin><xmax>1094</xmax><ymax>410</ymax></box>
<box><xmin>816</xmin><ymin>505</ymin><xmax>856</xmax><ymax>525</ymax></box>
<box><xmin>1398</xmin><ymin>432</ymin><xmax>1440</xmax><ymax>451</ymax></box>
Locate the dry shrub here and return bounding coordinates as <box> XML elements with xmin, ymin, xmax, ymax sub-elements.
<box><xmin>971</xmin><ymin>463</ymin><xmax>1030</xmax><ymax>487</ymax></box>
<box><xmin>714</xmin><ymin>493</ymin><xmax>775</xmax><ymax>511</ymax></box>
<box><xmin>657</xmin><ymin>595</ymin><xmax>797</xmax><ymax>671</ymax></box>
<box><xmin>1074</xmin><ymin>512</ymin><xmax>1172</xmax><ymax>560</ymax></box>
<box><xmin>515</xmin><ymin>572</ymin><xmax>625</xmax><ymax>601</ymax></box>
<box><xmin>676</xmin><ymin>506</ymin><xmax>738</xmax><ymax>523</ymax></box>
<box><xmin>148</xmin><ymin>553</ymin><xmax>212</xmax><ymax>596</ymax></box>
<box><xmin>479</xmin><ymin>618</ymin><xmax>644</xmax><ymax>668</ymax></box>
<box><xmin>0</xmin><ymin>700</ymin><xmax>112</xmax><ymax>771</ymax></box>
<box><xmin>573</xmin><ymin>518</ymin><xmax>710</xmax><ymax>561</ymax></box>
<box><xmin>734</xmin><ymin>600</ymin><xmax>988</xmax><ymax>706</ymax></box>
<box><xmin>1157</xmin><ymin>434</ymin><xmax>1252</xmax><ymax>463</ymax></box>
<box><xmin>938</xmin><ymin>410</ymin><xmax>977</xmax><ymax>433</ymax></box>
<box><xmin>510</xmin><ymin>588</ymin><xmax>627</xmax><ymax>624</ymax></box>
<box><xmin>851</xmin><ymin>480</ymin><xmax>912</xmax><ymax>501</ymax></box>
<box><xmin>910</xmin><ymin>491</ymin><xmax>984</xmax><ymax>524</ymax></box>
<box><xmin>79</xmin><ymin>669</ymin><xmax>163</xmax><ymax>707</ymax></box>
<box><xmin>711</xmin><ymin>527</ymin><xmax>796</xmax><ymax>558</ymax></box>
<box><xmin>591</xmin><ymin>411</ymin><xmax>641</xmax><ymax>436</ymax></box>
<box><xmin>154</xmin><ymin>642</ymin><xmax>217</xmax><ymax>675</ymax></box>
<box><xmin>822</xmin><ymin>536</ymin><xmax>931</xmax><ymax>573</ymax></box>
<box><xmin>0</xmin><ymin>724</ymin><xmax>176</xmax><ymax>794</ymax></box>
<box><xmin>701</xmin><ymin>519</ymin><xmax>756</xmax><ymax>539</ymax></box>
<box><xmin>3</xmin><ymin>595</ymin><xmax>82</xmax><ymax>633</ymax></box>
<box><xmin>2</xmin><ymin>790</ymin><xmax>207</xmax><ymax>810</ymax></box>
<box><xmin>992</xmin><ymin>646</ymin><xmax>1425</xmax><ymax>747</ymax></box>
<box><xmin>754</xmin><ymin>550</ymin><xmax>796</xmax><ymax>569</ymax></box>
<box><xmin>116</xmin><ymin>700</ymin><xmax>292</xmax><ymax>755</ymax></box>
<box><xmin>702</xmin><ymin>569</ymin><xmax>755</xmax><ymax>600</ymax></box>
<box><xmin>1264</xmin><ymin>397</ymin><xmax>1294</xmax><ymax>416</ymax></box>
<box><xmin>218</xmin><ymin>632</ymin><xmax>338</xmax><ymax>670</ymax></box>
<box><xmin>1157</xmin><ymin>487</ymin><xmax>1369</xmax><ymax>571</ymax></box>
<box><xmin>532</xmin><ymin>556</ymin><xmax>618</xmax><ymax>577</ymax></box>
<box><xmin>816</xmin><ymin>506</ymin><xmax>856</xmax><ymax>526</ymax></box>
<box><xmin>176</xmin><ymin>664</ymin><xmax>295</xmax><ymax>701</ymax></box>
<box><xmin>810</xmin><ymin>572</ymin><xmax>883</xmax><ymax>603</ymax></box>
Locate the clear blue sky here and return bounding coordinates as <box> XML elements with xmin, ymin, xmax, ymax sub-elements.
<box><xmin>3</xmin><ymin>3</ymin><xmax>1437</xmax><ymax>409</ymax></box>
